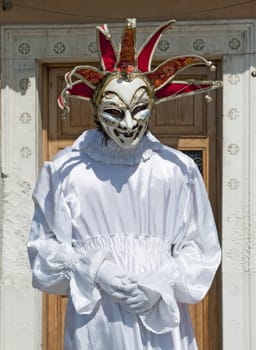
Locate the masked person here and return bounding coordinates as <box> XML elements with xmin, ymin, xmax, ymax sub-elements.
<box><xmin>27</xmin><ymin>19</ymin><xmax>222</xmax><ymax>350</ymax></box>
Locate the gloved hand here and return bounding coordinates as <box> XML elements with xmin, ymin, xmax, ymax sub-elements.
<box><xmin>96</xmin><ymin>260</ymin><xmax>137</xmax><ymax>296</ymax></box>
<box><xmin>112</xmin><ymin>280</ymin><xmax>161</xmax><ymax>314</ymax></box>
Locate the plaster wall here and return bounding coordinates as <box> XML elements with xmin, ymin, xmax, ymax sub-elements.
<box><xmin>0</xmin><ymin>19</ymin><xmax>256</xmax><ymax>350</ymax></box>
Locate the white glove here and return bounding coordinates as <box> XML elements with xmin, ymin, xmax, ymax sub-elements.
<box><xmin>112</xmin><ymin>279</ymin><xmax>160</xmax><ymax>314</ymax></box>
<box><xmin>96</xmin><ymin>260</ymin><xmax>136</xmax><ymax>296</ymax></box>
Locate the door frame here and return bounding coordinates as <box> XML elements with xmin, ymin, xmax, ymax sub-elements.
<box><xmin>42</xmin><ymin>60</ymin><xmax>221</xmax><ymax>350</ymax></box>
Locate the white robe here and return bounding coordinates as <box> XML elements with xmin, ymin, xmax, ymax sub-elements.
<box><xmin>27</xmin><ymin>129</ymin><xmax>221</xmax><ymax>350</ymax></box>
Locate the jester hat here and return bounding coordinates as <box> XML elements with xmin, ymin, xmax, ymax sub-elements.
<box><xmin>58</xmin><ymin>18</ymin><xmax>222</xmax><ymax>113</ymax></box>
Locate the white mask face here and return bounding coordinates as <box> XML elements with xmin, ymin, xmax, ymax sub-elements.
<box><xmin>97</xmin><ymin>77</ymin><xmax>153</xmax><ymax>149</ymax></box>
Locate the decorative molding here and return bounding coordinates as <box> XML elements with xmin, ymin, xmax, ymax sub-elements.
<box><xmin>20</xmin><ymin>147</ymin><xmax>32</xmax><ymax>158</ymax></box>
<box><xmin>228</xmin><ymin>108</ymin><xmax>239</xmax><ymax>120</ymax></box>
<box><xmin>227</xmin><ymin>178</ymin><xmax>239</xmax><ymax>190</ymax></box>
<box><xmin>157</xmin><ymin>39</ymin><xmax>170</xmax><ymax>52</ymax></box>
<box><xmin>88</xmin><ymin>41</ymin><xmax>97</xmax><ymax>54</ymax></box>
<box><xmin>53</xmin><ymin>41</ymin><xmax>66</xmax><ymax>55</ymax></box>
<box><xmin>19</xmin><ymin>112</ymin><xmax>31</xmax><ymax>124</ymax></box>
<box><xmin>228</xmin><ymin>74</ymin><xmax>240</xmax><ymax>85</ymax></box>
<box><xmin>228</xmin><ymin>38</ymin><xmax>241</xmax><ymax>50</ymax></box>
<box><xmin>19</xmin><ymin>77</ymin><xmax>31</xmax><ymax>93</ymax></box>
<box><xmin>20</xmin><ymin>181</ymin><xmax>32</xmax><ymax>194</ymax></box>
<box><xmin>227</xmin><ymin>144</ymin><xmax>240</xmax><ymax>155</ymax></box>
<box><xmin>192</xmin><ymin>38</ymin><xmax>205</xmax><ymax>51</ymax></box>
<box><xmin>18</xmin><ymin>42</ymin><xmax>31</xmax><ymax>55</ymax></box>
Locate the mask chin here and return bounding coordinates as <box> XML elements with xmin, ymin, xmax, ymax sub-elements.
<box><xmin>96</xmin><ymin>76</ymin><xmax>153</xmax><ymax>149</ymax></box>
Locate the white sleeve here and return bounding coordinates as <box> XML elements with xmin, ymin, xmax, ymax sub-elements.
<box><xmin>172</xmin><ymin>164</ymin><xmax>221</xmax><ymax>304</ymax></box>
<box><xmin>136</xmin><ymin>163</ymin><xmax>221</xmax><ymax>334</ymax></box>
<box><xmin>27</xmin><ymin>162</ymin><xmax>109</xmax><ymax>315</ymax></box>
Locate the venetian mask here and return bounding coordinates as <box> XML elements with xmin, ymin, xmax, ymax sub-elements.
<box><xmin>96</xmin><ymin>76</ymin><xmax>154</xmax><ymax>149</ymax></box>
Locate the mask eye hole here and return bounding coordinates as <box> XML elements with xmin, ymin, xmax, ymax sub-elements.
<box><xmin>104</xmin><ymin>109</ymin><xmax>124</xmax><ymax>118</ymax></box>
<box><xmin>132</xmin><ymin>104</ymin><xmax>149</xmax><ymax>116</ymax></box>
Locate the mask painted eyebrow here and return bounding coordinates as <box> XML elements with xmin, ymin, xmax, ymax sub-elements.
<box><xmin>130</xmin><ymin>87</ymin><xmax>150</xmax><ymax>109</ymax></box>
<box><xmin>102</xmin><ymin>92</ymin><xmax>126</xmax><ymax>108</ymax></box>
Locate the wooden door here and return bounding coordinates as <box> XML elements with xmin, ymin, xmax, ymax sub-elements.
<box><xmin>40</xmin><ymin>62</ymin><xmax>222</xmax><ymax>350</ymax></box>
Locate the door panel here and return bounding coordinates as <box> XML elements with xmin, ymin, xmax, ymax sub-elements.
<box><xmin>41</xmin><ymin>62</ymin><xmax>222</xmax><ymax>350</ymax></box>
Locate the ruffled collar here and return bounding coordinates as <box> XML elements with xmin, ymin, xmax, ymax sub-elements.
<box><xmin>72</xmin><ymin>129</ymin><xmax>163</xmax><ymax>165</ymax></box>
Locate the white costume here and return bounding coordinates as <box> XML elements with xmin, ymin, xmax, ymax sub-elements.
<box><xmin>28</xmin><ymin>18</ymin><xmax>222</xmax><ymax>350</ymax></box>
<box><xmin>28</xmin><ymin>129</ymin><xmax>221</xmax><ymax>350</ymax></box>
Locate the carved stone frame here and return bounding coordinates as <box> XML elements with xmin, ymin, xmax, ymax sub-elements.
<box><xmin>1</xmin><ymin>20</ymin><xmax>256</xmax><ymax>350</ymax></box>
